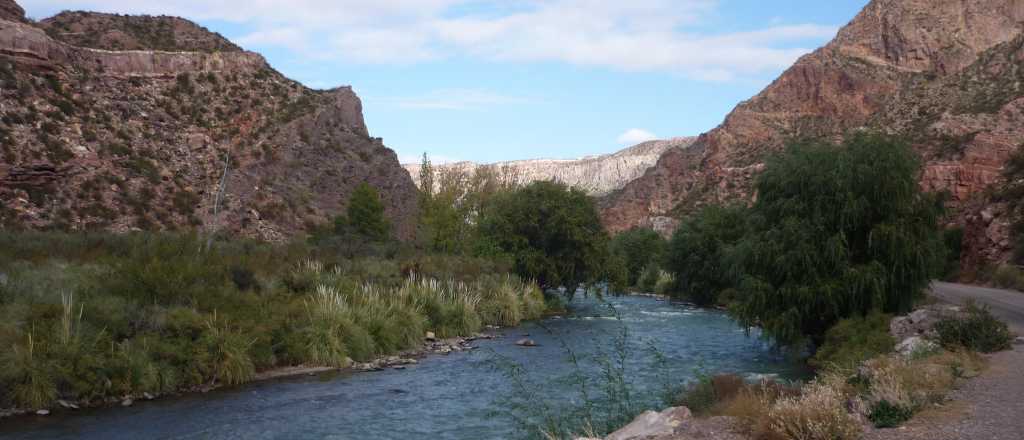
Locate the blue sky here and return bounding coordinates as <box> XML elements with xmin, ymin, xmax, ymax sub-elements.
<box><xmin>24</xmin><ymin>0</ymin><xmax>869</xmax><ymax>163</ymax></box>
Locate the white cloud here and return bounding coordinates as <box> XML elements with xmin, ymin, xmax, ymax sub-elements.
<box><xmin>617</xmin><ymin>129</ymin><xmax>658</xmax><ymax>145</ymax></box>
<box><xmin>28</xmin><ymin>0</ymin><xmax>840</xmax><ymax>80</ymax></box>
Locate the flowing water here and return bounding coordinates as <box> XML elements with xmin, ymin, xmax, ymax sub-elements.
<box><xmin>0</xmin><ymin>295</ymin><xmax>808</xmax><ymax>440</ymax></box>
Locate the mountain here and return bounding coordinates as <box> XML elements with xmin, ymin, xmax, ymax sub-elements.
<box><xmin>601</xmin><ymin>0</ymin><xmax>1024</xmax><ymax>273</ymax></box>
<box><xmin>403</xmin><ymin>137</ymin><xmax>696</xmax><ymax>196</ymax></box>
<box><xmin>0</xmin><ymin>1</ymin><xmax>418</xmax><ymax>240</ymax></box>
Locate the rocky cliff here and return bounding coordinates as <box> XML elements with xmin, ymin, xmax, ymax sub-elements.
<box><xmin>601</xmin><ymin>0</ymin><xmax>1024</xmax><ymax>273</ymax></box>
<box><xmin>0</xmin><ymin>2</ymin><xmax>418</xmax><ymax>240</ymax></box>
<box><xmin>404</xmin><ymin>137</ymin><xmax>695</xmax><ymax>196</ymax></box>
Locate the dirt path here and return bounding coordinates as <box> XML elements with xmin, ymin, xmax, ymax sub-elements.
<box><xmin>865</xmin><ymin>282</ymin><xmax>1024</xmax><ymax>440</ymax></box>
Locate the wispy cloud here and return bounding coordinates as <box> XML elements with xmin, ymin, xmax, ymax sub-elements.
<box><xmin>34</xmin><ymin>0</ymin><xmax>839</xmax><ymax>80</ymax></box>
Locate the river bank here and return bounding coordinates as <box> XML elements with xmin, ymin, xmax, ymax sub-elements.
<box><xmin>0</xmin><ymin>295</ymin><xmax>807</xmax><ymax>440</ymax></box>
<box><xmin>0</xmin><ymin>331</ymin><xmax>500</xmax><ymax>420</ymax></box>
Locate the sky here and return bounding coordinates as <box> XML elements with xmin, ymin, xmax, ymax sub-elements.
<box><xmin>22</xmin><ymin>0</ymin><xmax>870</xmax><ymax>164</ymax></box>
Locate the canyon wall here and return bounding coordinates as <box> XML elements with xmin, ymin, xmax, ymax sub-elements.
<box><xmin>601</xmin><ymin>0</ymin><xmax>1024</xmax><ymax>271</ymax></box>
<box><xmin>0</xmin><ymin>2</ymin><xmax>418</xmax><ymax>240</ymax></box>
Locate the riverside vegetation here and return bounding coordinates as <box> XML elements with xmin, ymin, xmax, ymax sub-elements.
<box><xmin>0</xmin><ymin>164</ymin><xmax>621</xmax><ymax>413</ymax></box>
<box><xmin>538</xmin><ymin>134</ymin><xmax>1017</xmax><ymax>440</ymax></box>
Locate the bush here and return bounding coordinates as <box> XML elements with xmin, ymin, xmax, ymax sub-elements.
<box><xmin>934</xmin><ymin>303</ymin><xmax>1013</xmax><ymax>352</ymax></box>
<box><xmin>811</xmin><ymin>312</ymin><xmax>894</xmax><ymax>370</ymax></box>
<box><xmin>868</xmin><ymin>400</ymin><xmax>914</xmax><ymax>428</ymax></box>
<box><xmin>991</xmin><ymin>265</ymin><xmax>1024</xmax><ymax>291</ymax></box>
<box><xmin>767</xmin><ymin>375</ymin><xmax>861</xmax><ymax>440</ymax></box>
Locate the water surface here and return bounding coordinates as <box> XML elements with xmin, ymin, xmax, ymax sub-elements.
<box><xmin>0</xmin><ymin>295</ymin><xmax>806</xmax><ymax>440</ymax></box>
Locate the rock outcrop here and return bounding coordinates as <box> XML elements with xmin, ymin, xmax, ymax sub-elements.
<box><xmin>0</xmin><ymin>0</ymin><xmax>25</xmax><ymax>24</ymax></box>
<box><xmin>0</xmin><ymin>3</ymin><xmax>418</xmax><ymax>240</ymax></box>
<box><xmin>405</xmin><ymin>137</ymin><xmax>695</xmax><ymax>197</ymax></box>
<box><xmin>601</xmin><ymin>0</ymin><xmax>1024</xmax><ymax>272</ymax></box>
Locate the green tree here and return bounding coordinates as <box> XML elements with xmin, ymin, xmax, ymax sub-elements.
<box><xmin>477</xmin><ymin>181</ymin><xmax>613</xmax><ymax>290</ymax></box>
<box><xmin>345</xmin><ymin>183</ymin><xmax>389</xmax><ymax>241</ymax></box>
<box><xmin>730</xmin><ymin>134</ymin><xmax>946</xmax><ymax>346</ymax></box>
<box><xmin>664</xmin><ymin>205</ymin><xmax>748</xmax><ymax>306</ymax></box>
<box><xmin>998</xmin><ymin>143</ymin><xmax>1024</xmax><ymax>264</ymax></box>
<box><xmin>609</xmin><ymin>227</ymin><xmax>667</xmax><ymax>288</ymax></box>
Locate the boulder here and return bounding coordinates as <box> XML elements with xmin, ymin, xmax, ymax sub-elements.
<box><xmin>121</xmin><ymin>398</ymin><xmax>133</xmax><ymax>407</ymax></box>
<box><xmin>516</xmin><ymin>338</ymin><xmax>537</xmax><ymax>347</ymax></box>
<box><xmin>35</xmin><ymin>409</ymin><xmax>50</xmax><ymax>416</ymax></box>
<box><xmin>425</xmin><ymin>331</ymin><xmax>436</xmax><ymax>341</ymax></box>
<box><xmin>895</xmin><ymin>336</ymin><xmax>938</xmax><ymax>357</ymax></box>
<box><xmin>605</xmin><ymin>406</ymin><xmax>692</xmax><ymax>440</ymax></box>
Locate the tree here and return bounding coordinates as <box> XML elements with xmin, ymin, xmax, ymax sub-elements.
<box><xmin>609</xmin><ymin>227</ymin><xmax>667</xmax><ymax>288</ymax></box>
<box><xmin>477</xmin><ymin>181</ymin><xmax>613</xmax><ymax>291</ymax></box>
<box><xmin>998</xmin><ymin>143</ymin><xmax>1024</xmax><ymax>264</ymax></box>
<box><xmin>664</xmin><ymin>205</ymin><xmax>747</xmax><ymax>306</ymax></box>
<box><xmin>730</xmin><ymin>134</ymin><xmax>946</xmax><ymax>346</ymax></box>
<box><xmin>345</xmin><ymin>183</ymin><xmax>389</xmax><ymax>241</ymax></box>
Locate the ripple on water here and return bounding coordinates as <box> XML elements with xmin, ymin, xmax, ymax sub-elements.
<box><xmin>0</xmin><ymin>295</ymin><xmax>809</xmax><ymax>440</ymax></box>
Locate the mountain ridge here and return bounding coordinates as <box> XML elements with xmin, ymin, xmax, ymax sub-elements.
<box><xmin>600</xmin><ymin>0</ymin><xmax>1024</xmax><ymax>273</ymax></box>
<box><xmin>404</xmin><ymin>137</ymin><xmax>696</xmax><ymax>196</ymax></box>
<box><xmin>0</xmin><ymin>1</ymin><xmax>419</xmax><ymax>240</ymax></box>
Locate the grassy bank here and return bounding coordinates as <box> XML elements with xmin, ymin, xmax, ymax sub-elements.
<box><xmin>0</xmin><ymin>232</ymin><xmax>550</xmax><ymax>411</ymax></box>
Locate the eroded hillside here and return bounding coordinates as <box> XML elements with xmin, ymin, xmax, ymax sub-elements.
<box><xmin>0</xmin><ymin>0</ymin><xmax>418</xmax><ymax>240</ymax></box>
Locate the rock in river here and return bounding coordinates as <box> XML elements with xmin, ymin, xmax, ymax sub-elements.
<box><xmin>516</xmin><ymin>338</ymin><xmax>537</xmax><ymax>347</ymax></box>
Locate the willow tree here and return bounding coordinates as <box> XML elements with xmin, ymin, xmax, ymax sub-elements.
<box><xmin>731</xmin><ymin>134</ymin><xmax>946</xmax><ymax>345</ymax></box>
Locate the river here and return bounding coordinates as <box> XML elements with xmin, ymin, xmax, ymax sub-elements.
<box><xmin>0</xmin><ymin>295</ymin><xmax>808</xmax><ymax>440</ymax></box>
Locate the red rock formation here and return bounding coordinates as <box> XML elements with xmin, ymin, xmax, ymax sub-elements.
<box><xmin>0</xmin><ymin>3</ymin><xmax>418</xmax><ymax>240</ymax></box>
<box><xmin>602</xmin><ymin>0</ymin><xmax>1024</xmax><ymax>272</ymax></box>
<box><xmin>0</xmin><ymin>0</ymin><xmax>25</xmax><ymax>24</ymax></box>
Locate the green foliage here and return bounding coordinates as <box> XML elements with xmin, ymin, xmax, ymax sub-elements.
<box><xmin>868</xmin><ymin>400</ymin><xmax>914</xmax><ymax>428</ymax></box>
<box><xmin>0</xmin><ymin>232</ymin><xmax>551</xmax><ymax>410</ymax></box>
<box><xmin>665</xmin><ymin>205</ymin><xmax>748</xmax><ymax>306</ymax></box>
<box><xmin>609</xmin><ymin>227</ymin><xmax>666</xmax><ymax>288</ymax></box>
<box><xmin>477</xmin><ymin>181</ymin><xmax>614</xmax><ymax>290</ymax></box>
<box><xmin>999</xmin><ymin>144</ymin><xmax>1024</xmax><ymax>264</ymax></box>
<box><xmin>934</xmin><ymin>302</ymin><xmax>1013</xmax><ymax>353</ymax></box>
<box><xmin>345</xmin><ymin>183</ymin><xmax>390</xmax><ymax>241</ymax></box>
<box><xmin>416</xmin><ymin>155</ymin><xmax>520</xmax><ymax>255</ymax></box>
<box><xmin>942</xmin><ymin>227</ymin><xmax>964</xmax><ymax>280</ymax></box>
<box><xmin>730</xmin><ymin>134</ymin><xmax>946</xmax><ymax>345</ymax></box>
<box><xmin>810</xmin><ymin>312</ymin><xmax>894</xmax><ymax>370</ymax></box>
<box><xmin>990</xmin><ymin>265</ymin><xmax>1024</xmax><ymax>291</ymax></box>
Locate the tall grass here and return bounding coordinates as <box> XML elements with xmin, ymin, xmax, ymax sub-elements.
<box><xmin>0</xmin><ymin>232</ymin><xmax>550</xmax><ymax>410</ymax></box>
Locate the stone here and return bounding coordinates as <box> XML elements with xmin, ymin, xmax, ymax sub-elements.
<box><xmin>121</xmin><ymin>398</ymin><xmax>133</xmax><ymax>407</ymax></box>
<box><xmin>896</xmin><ymin>336</ymin><xmax>938</xmax><ymax>357</ymax></box>
<box><xmin>425</xmin><ymin>331</ymin><xmax>436</xmax><ymax>341</ymax></box>
<box><xmin>35</xmin><ymin>409</ymin><xmax>50</xmax><ymax>416</ymax></box>
<box><xmin>1015</xmin><ymin>336</ymin><xmax>1024</xmax><ymax>345</ymax></box>
<box><xmin>605</xmin><ymin>406</ymin><xmax>692</xmax><ymax>440</ymax></box>
<box><xmin>143</xmin><ymin>392</ymin><xmax>154</xmax><ymax>400</ymax></box>
<box><xmin>516</xmin><ymin>338</ymin><xmax>537</xmax><ymax>347</ymax></box>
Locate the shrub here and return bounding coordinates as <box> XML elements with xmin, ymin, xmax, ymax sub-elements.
<box><xmin>868</xmin><ymin>400</ymin><xmax>914</xmax><ymax>428</ymax></box>
<box><xmin>677</xmin><ymin>373</ymin><xmax>746</xmax><ymax>414</ymax></box>
<box><xmin>609</xmin><ymin>227</ymin><xmax>666</xmax><ymax>287</ymax></box>
<box><xmin>934</xmin><ymin>302</ymin><xmax>1013</xmax><ymax>352</ymax></box>
<box><xmin>811</xmin><ymin>312</ymin><xmax>894</xmax><ymax>370</ymax></box>
<box><xmin>767</xmin><ymin>375</ymin><xmax>861</xmax><ymax>440</ymax></box>
<box><xmin>991</xmin><ymin>265</ymin><xmax>1024</xmax><ymax>291</ymax></box>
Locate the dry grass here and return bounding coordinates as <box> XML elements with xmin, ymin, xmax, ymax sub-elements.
<box><xmin>766</xmin><ymin>374</ymin><xmax>862</xmax><ymax>440</ymax></box>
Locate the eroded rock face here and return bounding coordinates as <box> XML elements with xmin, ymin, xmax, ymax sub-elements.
<box><xmin>601</xmin><ymin>0</ymin><xmax>1024</xmax><ymax>273</ymax></box>
<box><xmin>38</xmin><ymin>11</ymin><xmax>243</xmax><ymax>53</ymax></box>
<box><xmin>404</xmin><ymin>137</ymin><xmax>696</xmax><ymax>197</ymax></box>
<box><xmin>0</xmin><ymin>0</ymin><xmax>25</xmax><ymax>24</ymax></box>
<box><xmin>0</xmin><ymin>4</ymin><xmax>418</xmax><ymax>240</ymax></box>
